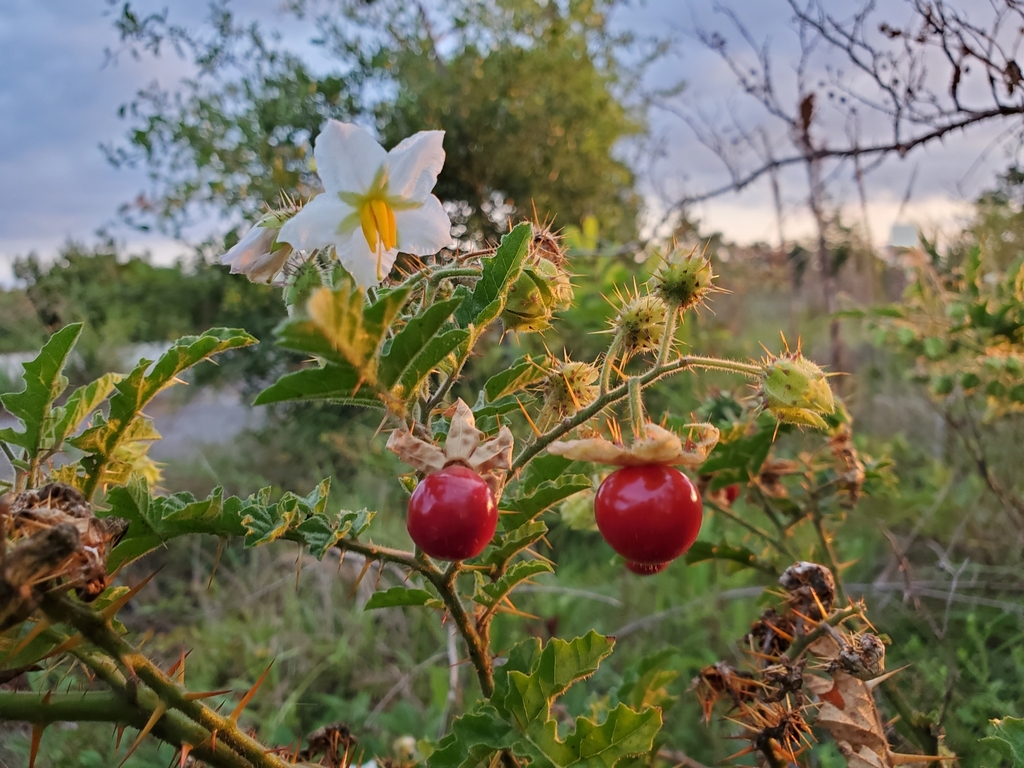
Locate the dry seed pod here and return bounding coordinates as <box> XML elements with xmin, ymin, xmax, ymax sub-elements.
<box><xmin>549</xmin><ymin>422</ymin><xmax>719</xmax><ymax>468</ymax></box>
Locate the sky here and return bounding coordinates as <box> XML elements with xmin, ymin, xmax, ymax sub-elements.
<box><xmin>0</xmin><ymin>0</ymin><xmax>1016</xmax><ymax>284</ymax></box>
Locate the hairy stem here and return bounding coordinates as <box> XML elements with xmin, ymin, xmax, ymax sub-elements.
<box><xmin>599</xmin><ymin>334</ymin><xmax>624</xmax><ymax>395</ymax></box>
<box><xmin>657</xmin><ymin>310</ymin><xmax>678</xmax><ymax>365</ymax></box>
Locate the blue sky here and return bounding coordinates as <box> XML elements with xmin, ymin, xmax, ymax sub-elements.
<box><xmin>0</xmin><ymin>0</ymin><xmax>1012</xmax><ymax>283</ymax></box>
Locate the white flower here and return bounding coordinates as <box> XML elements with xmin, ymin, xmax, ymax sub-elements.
<box><xmin>277</xmin><ymin>120</ymin><xmax>454</xmax><ymax>288</ymax></box>
<box><xmin>220</xmin><ymin>213</ymin><xmax>293</xmax><ymax>284</ymax></box>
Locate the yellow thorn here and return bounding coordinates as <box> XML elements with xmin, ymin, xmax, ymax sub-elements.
<box><xmin>5</xmin><ymin>617</ymin><xmax>51</xmax><ymax>663</ymax></box>
<box><xmin>183</xmin><ymin>688</ymin><xmax>232</xmax><ymax>701</ymax></box>
<box><xmin>890</xmin><ymin>754</ymin><xmax>956</xmax><ymax>764</ymax></box>
<box><xmin>515</xmin><ymin>398</ymin><xmax>542</xmax><ymax>437</ymax></box>
<box><xmin>864</xmin><ymin>664</ymin><xmax>912</xmax><ymax>691</ymax></box>
<box><xmin>101</xmin><ymin>570</ymin><xmax>160</xmax><ymax>620</ymax></box>
<box><xmin>179</xmin><ymin>743</ymin><xmax>193</xmax><ymax>768</ymax></box>
<box><xmin>207</xmin><ymin>538</ymin><xmax>226</xmax><ymax>591</ymax></box>
<box><xmin>230</xmin><ymin>662</ymin><xmax>274</xmax><ymax>722</ymax></box>
<box><xmin>120</xmin><ymin>702</ymin><xmax>167</xmax><ymax>766</ymax></box>
<box><xmin>349</xmin><ymin>558</ymin><xmax>374</xmax><ymax>599</ymax></box>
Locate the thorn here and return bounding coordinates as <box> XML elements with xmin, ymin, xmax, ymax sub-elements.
<box><xmin>41</xmin><ymin>633</ymin><xmax>85</xmax><ymax>660</ymax></box>
<box><xmin>230</xmin><ymin>662</ymin><xmax>274</xmax><ymax>722</ymax></box>
<box><xmin>120</xmin><ymin>702</ymin><xmax>167</xmax><ymax>766</ymax></box>
<box><xmin>515</xmin><ymin>398</ymin><xmax>542</xmax><ymax>437</ymax></box>
<box><xmin>101</xmin><ymin>569</ymin><xmax>161</xmax><ymax>620</ymax></box>
<box><xmin>865</xmin><ymin>664</ymin><xmax>912</xmax><ymax>690</ymax></box>
<box><xmin>890</xmin><ymin>753</ymin><xmax>956</xmax><ymax>764</ymax></box>
<box><xmin>29</xmin><ymin>723</ymin><xmax>44</xmax><ymax>768</ymax></box>
<box><xmin>6</xmin><ymin>618</ymin><xmax>52</xmax><ymax>662</ymax></box>
<box><xmin>179</xmin><ymin>743</ymin><xmax>193</xmax><ymax>768</ymax></box>
<box><xmin>349</xmin><ymin>558</ymin><xmax>374</xmax><ymax>598</ymax></box>
<box><xmin>721</xmin><ymin>744</ymin><xmax>756</xmax><ymax>760</ymax></box>
<box><xmin>115</xmin><ymin>725</ymin><xmax>127</xmax><ymax>753</ymax></box>
<box><xmin>207</xmin><ymin>538</ymin><xmax>226</xmax><ymax>591</ymax></box>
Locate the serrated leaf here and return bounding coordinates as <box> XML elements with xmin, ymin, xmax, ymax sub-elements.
<box><xmin>501</xmin><ymin>475</ymin><xmax>592</xmax><ymax>529</ymax></box>
<box><xmin>365</xmin><ymin>587</ymin><xmax>444</xmax><ymax>610</ymax></box>
<box><xmin>484</xmin><ymin>521</ymin><xmax>548</xmax><ymax>567</ymax></box>
<box><xmin>700</xmin><ymin>411</ymin><xmax>776</xmax><ymax>479</ymax></box>
<box><xmin>455</xmin><ymin>223</ymin><xmax>531</xmax><ymax>328</ymax></box>
<box><xmin>477</xmin><ymin>560</ymin><xmax>553</xmax><ymax>608</ymax></box>
<box><xmin>685</xmin><ymin>540</ymin><xmax>766</xmax><ymax>571</ymax></box>
<box><xmin>0</xmin><ymin>323</ymin><xmax>82</xmax><ymax>455</ymax></box>
<box><xmin>429</xmin><ymin>707</ymin><xmax>517</xmax><ymax>768</ymax></box>
<box><xmin>70</xmin><ymin>329</ymin><xmax>255</xmax><ymax>498</ymax></box>
<box><xmin>253</xmin><ymin>363</ymin><xmax>383</xmax><ymax>408</ymax></box>
<box><xmin>50</xmin><ymin>373</ymin><xmax>121</xmax><ymax>448</ymax></box>
<box><xmin>618</xmin><ymin>650</ymin><xmax>679</xmax><ymax>711</ymax></box>
<box><xmin>983</xmin><ymin>716</ymin><xmax>1024</xmax><ymax>765</ymax></box>
<box><xmin>102</xmin><ymin>478</ymin><xmax>248</xmax><ymax>570</ymax></box>
<box><xmin>242</xmin><ymin>498</ymin><xmax>301</xmax><ymax>547</ymax></box>
<box><xmin>523</xmin><ymin>703</ymin><xmax>662</xmax><ymax>768</ymax></box>
<box><xmin>498</xmin><ymin>631</ymin><xmax>615</xmax><ymax>724</ymax></box>
<box><xmin>379</xmin><ymin>297</ymin><xmax>465</xmax><ymax>390</ymax></box>
<box><xmin>484</xmin><ymin>355</ymin><xmax>549</xmax><ymax>401</ymax></box>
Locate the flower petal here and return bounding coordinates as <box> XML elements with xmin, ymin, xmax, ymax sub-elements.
<box><xmin>335</xmin><ymin>231</ymin><xmax>399</xmax><ymax>289</ymax></box>
<box><xmin>314</xmin><ymin>120</ymin><xmax>387</xmax><ymax>194</ymax></box>
<box><xmin>220</xmin><ymin>225</ymin><xmax>291</xmax><ymax>284</ymax></box>
<box><xmin>386</xmin><ymin>130</ymin><xmax>446</xmax><ymax>202</ymax></box>
<box><xmin>394</xmin><ymin>195</ymin><xmax>454</xmax><ymax>256</ymax></box>
<box><xmin>277</xmin><ymin>194</ymin><xmax>354</xmax><ymax>252</ymax></box>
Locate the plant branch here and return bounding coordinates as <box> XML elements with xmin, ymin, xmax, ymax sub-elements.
<box><xmin>783</xmin><ymin>605</ymin><xmax>861</xmax><ymax>661</ymax></box>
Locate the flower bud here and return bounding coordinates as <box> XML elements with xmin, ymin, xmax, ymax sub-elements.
<box><xmin>650</xmin><ymin>245</ymin><xmax>716</xmax><ymax>312</ymax></box>
<box><xmin>759</xmin><ymin>351</ymin><xmax>835</xmax><ymax>429</ymax></box>
<box><xmin>501</xmin><ymin>226</ymin><xmax>573</xmax><ymax>332</ymax></box>
<box><xmin>538</xmin><ymin>359</ymin><xmax>599</xmax><ymax>429</ymax></box>
<box><xmin>615</xmin><ymin>294</ymin><xmax>667</xmax><ymax>358</ymax></box>
<box><xmin>220</xmin><ymin>208</ymin><xmax>297</xmax><ymax>284</ymax></box>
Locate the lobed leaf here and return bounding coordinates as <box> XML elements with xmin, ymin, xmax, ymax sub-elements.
<box><xmin>484</xmin><ymin>355</ymin><xmax>550</xmax><ymax>402</ymax></box>
<box><xmin>365</xmin><ymin>587</ymin><xmax>444</xmax><ymax>611</ymax></box>
<box><xmin>455</xmin><ymin>223</ymin><xmax>531</xmax><ymax>329</ymax></box>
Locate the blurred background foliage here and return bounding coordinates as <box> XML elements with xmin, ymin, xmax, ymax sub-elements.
<box><xmin>2</xmin><ymin>0</ymin><xmax>1024</xmax><ymax>765</ymax></box>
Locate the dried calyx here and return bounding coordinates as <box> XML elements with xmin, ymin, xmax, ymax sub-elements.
<box><xmin>1</xmin><ymin>483</ymin><xmax>127</xmax><ymax>631</ymax></box>
<box><xmin>386</xmin><ymin>399</ymin><xmax>514</xmax><ymax>496</ymax></box>
<box><xmin>549</xmin><ymin>421</ymin><xmax>719</xmax><ymax>468</ymax></box>
<box><xmin>693</xmin><ymin>561</ymin><xmax>954</xmax><ymax>767</ymax></box>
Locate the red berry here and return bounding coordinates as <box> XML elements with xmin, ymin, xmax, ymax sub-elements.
<box><xmin>594</xmin><ymin>465</ymin><xmax>703</xmax><ymax>564</ymax></box>
<box><xmin>625</xmin><ymin>560</ymin><xmax>669</xmax><ymax>576</ymax></box>
<box><xmin>407</xmin><ymin>465</ymin><xmax>497</xmax><ymax>560</ymax></box>
<box><xmin>725</xmin><ymin>484</ymin><xmax>741</xmax><ymax>505</ymax></box>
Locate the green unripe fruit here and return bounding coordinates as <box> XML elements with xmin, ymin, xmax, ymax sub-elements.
<box><xmin>651</xmin><ymin>247</ymin><xmax>715</xmax><ymax>312</ymax></box>
<box><xmin>760</xmin><ymin>352</ymin><xmax>835</xmax><ymax>429</ymax></box>
<box><xmin>615</xmin><ymin>295</ymin><xmax>668</xmax><ymax>357</ymax></box>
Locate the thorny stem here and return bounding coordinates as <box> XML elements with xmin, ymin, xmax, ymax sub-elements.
<box><xmin>808</xmin><ymin>497</ymin><xmax>849</xmax><ymax>605</ymax></box>
<box><xmin>0</xmin><ymin>690</ymin><xmax>140</xmax><ymax>725</ymax></box>
<box><xmin>40</xmin><ymin>595</ymin><xmax>292</xmax><ymax>768</ymax></box>
<box><xmin>657</xmin><ymin>309</ymin><xmax>678</xmax><ymax>365</ymax></box>
<box><xmin>782</xmin><ymin>605</ymin><xmax>861</xmax><ymax>662</ymax></box>
<box><xmin>627</xmin><ymin>377</ymin><xmax>646</xmax><ymax>441</ymax></box>
<box><xmin>599</xmin><ymin>333</ymin><xmax>624</xmax><ymax>395</ymax></box>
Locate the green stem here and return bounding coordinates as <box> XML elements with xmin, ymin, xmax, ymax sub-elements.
<box><xmin>684</xmin><ymin>355</ymin><xmax>762</xmax><ymax>377</ymax></box>
<box><xmin>879</xmin><ymin>680</ymin><xmax>940</xmax><ymax>758</ymax></box>
<box><xmin>0</xmin><ymin>690</ymin><xmax>138</xmax><ymax>725</ymax></box>
<box><xmin>40</xmin><ymin>595</ymin><xmax>292</xmax><ymax>768</ymax></box>
<box><xmin>627</xmin><ymin>377</ymin><xmax>646</xmax><ymax>441</ymax></box>
<box><xmin>657</xmin><ymin>310</ymin><xmax>678</xmax><ymax>365</ymax></box>
<box><xmin>599</xmin><ymin>334</ymin><xmax>624</xmax><ymax>395</ymax></box>
<box><xmin>809</xmin><ymin>502</ymin><xmax>848</xmax><ymax>605</ymax></box>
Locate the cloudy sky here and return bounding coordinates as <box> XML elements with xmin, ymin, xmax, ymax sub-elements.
<box><xmin>0</xmin><ymin>0</ymin><xmax>1015</xmax><ymax>283</ymax></box>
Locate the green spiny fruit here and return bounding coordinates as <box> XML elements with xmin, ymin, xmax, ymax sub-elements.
<box><xmin>615</xmin><ymin>294</ymin><xmax>668</xmax><ymax>358</ymax></box>
<box><xmin>651</xmin><ymin>245</ymin><xmax>716</xmax><ymax>312</ymax></box>
<box><xmin>759</xmin><ymin>349</ymin><xmax>835</xmax><ymax>429</ymax></box>
<box><xmin>538</xmin><ymin>359</ymin><xmax>599</xmax><ymax>429</ymax></box>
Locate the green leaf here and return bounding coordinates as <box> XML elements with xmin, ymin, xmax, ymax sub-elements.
<box><xmin>983</xmin><ymin>716</ymin><xmax>1024</xmax><ymax>765</ymax></box>
<box><xmin>365</xmin><ymin>587</ymin><xmax>444</xmax><ymax>611</ymax></box>
<box><xmin>523</xmin><ymin>703</ymin><xmax>662</xmax><ymax>768</ymax></box>
<box><xmin>430</xmin><ymin>707</ymin><xmax>518</xmax><ymax>768</ymax></box>
<box><xmin>484</xmin><ymin>355</ymin><xmax>549</xmax><ymax>401</ymax></box>
<box><xmin>455</xmin><ymin>223</ymin><xmax>531</xmax><ymax>328</ymax></box>
<box><xmin>0</xmin><ymin>323</ymin><xmax>83</xmax><ymax>456</ymax></box>
<box><xmin>617</xmin><ymin>650</ymin><xmax>679</xmax><ymax>711</ymax></box>
<box><xmin>379</xmin><ymin>297</ymin><xmax>465</xmax><ymax>391</ymax></box>
<box><xmin>502</xmin><ymin>475</ymin><xmax>592</xmax><ymax>529</ymax></box>
<box><xmin>484</xmin><ymin>521</ymin><xmax>548</xmax><ymax>567</ymax></box>
<box><xmin>477</xmin><ymin>560</ymin><xmax>553</xmax><ymax>608</ymax></box>
<box><xmin>684</xmin><ymin>540</ymin><xmax>768</xmax><ymax>572</ymax></box>
<box><xmin>496</xmin><ymin>631</ymin><xmax>615</xmax><ymax>723</ymax></box>
<box><xmin>253</xmin><ymin>363</ymin><xmax>383</xmax><ymax>409</ymax></box>
<box><xmin>50</xmin><ymin>373</ymin><xmax>121</xmax><ymax>448</ymax></box>
<box><xmin>700</xmin><ymin>411</ymin><xmax>776</xmax><ymax>480</ymax></box>
<box><xmin>71</xmin><ymin>329</ymin><xmax>255</xmax><ymax>497</ymax></box>
<box><xmin>103</xmin><ymin>478</ymin><xmax>248</xmax><ymax>570</ymax></box>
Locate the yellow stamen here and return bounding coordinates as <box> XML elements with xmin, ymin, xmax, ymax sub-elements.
<box><xmin>370</xmin><ymin>200</ymin><xmax>393</xmax><ymax>250</ymax></box>
<box><xmin>386</xmin><ymin>204</ymin><xmax>397</xmax><ymax>250</ymax></box>
<box><xmin>360</xmin><ymin>204</ymin><xmax>379</xmax><ymax>250</ymax></box>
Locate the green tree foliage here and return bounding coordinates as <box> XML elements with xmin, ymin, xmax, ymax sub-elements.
<box><xmin>107</xmin><ymin>0</ymin><xmax>647</xmax><ymax>241</ymax></box>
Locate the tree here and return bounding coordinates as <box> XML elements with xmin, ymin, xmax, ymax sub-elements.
<box><xmin>107</xmin><ymin>0</ymin><xmax>648</xmax><ymax>243</ymax></box>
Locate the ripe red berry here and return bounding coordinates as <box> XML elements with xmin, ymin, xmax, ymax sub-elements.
<box><xmin>625</xmin><ymin>560</ymin><xmax>669</xmax><ymax>576</ymax></box>
<box><xmin>725</xmin><ymin>484</ymin><xmax>741</xmax><ymax>505</ymax></box>
<box><xmin>594</xmin><ymin>465</ymin><xmax>703</xmax><ymax>564</ymax></box>
<box><xmin>407</xmin><ymin>465</ymin><xmax>497</xmax><ymax>560</ymax></box>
